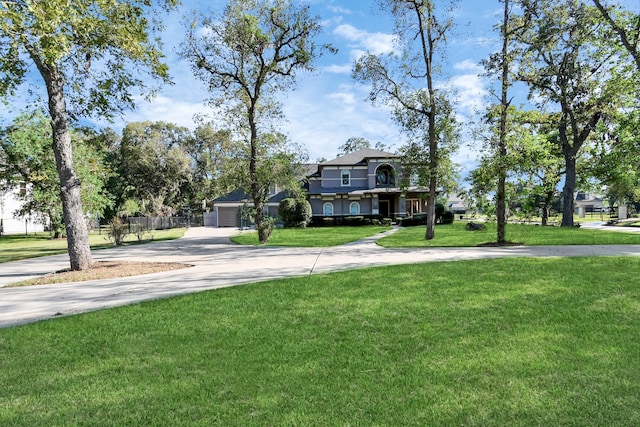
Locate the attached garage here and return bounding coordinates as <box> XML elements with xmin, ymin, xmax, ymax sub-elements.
<box><xmin>216</xmin><ymin>206</ymin><xmax>239</xmax><ymax>227</ymax></box>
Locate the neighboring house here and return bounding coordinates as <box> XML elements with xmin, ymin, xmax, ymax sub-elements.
<box><xmin>574</xmin><ymin>191</ymin><xmax>605</xmax><ymax>214</ymax></box>
<box><xmin>209</xmin><ymin>148</ymin><xmax>433</xmax><ymax>227</ymax></box>
<box><xmin>307</xmin><ymin>148</ymin><xmax>430</xmax><ymax>220</ymax></box>
<box><xmin>446</xmin><ymin>193</ymin><xmax>470</xmax><ymax>215</ymax></box>
<box><xmin>0</xmin><ymin>183</ymin><xmax>46</xmax><ymax>235</ymax></box>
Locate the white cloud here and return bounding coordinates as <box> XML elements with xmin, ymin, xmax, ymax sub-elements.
<box><xmin>333</xmin><ymin>24</ymin><xmax>397</xmax><ymax>57</ymax></box>
<box><xmin>321</xmin><ymin>63</ymin><xmax>352</xmax><ymax>74</ymax></box>
<box><xmin>454</xmin><ymin>59</ymin><xmax>483</xmax><ymax>73</ymax></box>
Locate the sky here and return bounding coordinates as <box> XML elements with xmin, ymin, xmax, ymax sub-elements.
<box><xmin>113</xmin><ymin>0</ymin><xmax>502</xmax><ymax>172</ymax></box>
<box><xmin>2</xmin><ymin>1</ymin><xmax>636</xmax><ymax>176</ymax></box>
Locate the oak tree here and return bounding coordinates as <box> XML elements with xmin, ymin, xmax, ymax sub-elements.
<box><xmin>181</xmin><ymin>0</ymin><xmax>328</xmax><ymax>243</ymax></box>
<box><xmin>353</xmin><ymin>0</ymin><xmax>459</xmax><ymax>240</ymax></box>
<box><xmin>0</xmin><ymin>0</ymin><xmax>178</xmax><ymax>269</ymax></box>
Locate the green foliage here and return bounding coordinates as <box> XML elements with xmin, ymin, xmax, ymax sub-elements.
<box><xmin>117</xmin><ymin>121</ymin><xmax>193</xmax><ymax>216</ymax></box>
<box><xmin>0</xmin><ymin>110</ymin><xmax>113</xmax><ymax>235</ymax></box>
<box><xmin>278</xmin><ymin>197</ymin><xmax>312</xmax><ymax>228</ymax></box>
<box><xmin>107</xmin><ymin>217</ymin><xmax>129</xmax><ymax>246</ymax></box>
<box><xmin>0</xmin><ymin>0</ymin><xmax>178</xmax><ymax>117</ymax></box>
<box><xmin>442</xmin><ymin>210</ymin><xmax>455</xmax><ymax>224</ymax></box>
<box><xmin>181</xmin><ymin>0</ymin><xmax>330</xmax><ymax>244</ymax></box>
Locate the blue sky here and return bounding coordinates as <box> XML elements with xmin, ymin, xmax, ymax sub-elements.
<box><xmin>116</xmin><ymin>0</ymin><xmax>500</xmax><ymax>170</ymax></box>
<box><xmin>3</xmin><ymin>1</ymin><xmax>636</xmax><ymax>174</ymax></box>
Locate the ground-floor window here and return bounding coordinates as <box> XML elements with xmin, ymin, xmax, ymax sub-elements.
<box><xmin>407</xmin><ymin>199</ymin><xmax>424</xmax><ymax>216</ymax></box>
<box><xmin>323</xmin><ymin>202</ymin><xmax>334</xmax><ymax>216</ymax></box>
<box><xmin>350</xmin><ymin>201</ymin><xmax>360</xmax><ymax>215</ymax></box>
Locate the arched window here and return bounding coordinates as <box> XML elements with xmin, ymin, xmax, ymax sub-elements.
<box><xmin>323</xmin><ymin>202</ymin><xmax>334</xmax><ymax>216</ymax></box>
<box><xmin>376</xmin><ymin>164</ymin><xmax>396</xmax><ymax>187</ymax></box>
<box><xmin>341</xmin><ymin>170</ymin><xmax>351</xmax><ymax>186</ymax></box>
<box><xmin>350</xmin><ymin>201</ymin><xmax>360</xmax><ymax>215</ymax></box>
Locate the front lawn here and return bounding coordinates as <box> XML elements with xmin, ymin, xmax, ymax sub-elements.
<box><xmin>1</xmin><ymin>257</ymin><xmax>639</xmax><ymax>426</ymax></box>
<box><xmin>378</xmin><ymin>221</ymin><xmax>640</xmax><ymax>247</ymax></box>
<box><xmin>231</xmin><ymin>225</ymin><xmax>392</xmax><ymax>246</ymax></box>
<box><xmin>0</xmin><ymin>228</ymin><xmax>186</xmax><ymax>263</ymax></box>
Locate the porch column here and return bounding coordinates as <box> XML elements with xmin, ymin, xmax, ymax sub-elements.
<box><xmin>372</xmin><ymin>195</ymin><xmax>379</xmax><ymax>215</ymax></box>
<box><xmin>399</xmin><ymin>195</ymin><xmax>407</xmax><ymax>217</ymax></box>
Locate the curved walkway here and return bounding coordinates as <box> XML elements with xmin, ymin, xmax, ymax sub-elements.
<box><xmin>2</xmin><ymin>226</ymin><xmax>640</xmax><ymax>328</ymax></box>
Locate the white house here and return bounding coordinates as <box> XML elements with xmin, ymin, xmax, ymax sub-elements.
<box><xmin>0</xmin><ymin>184</ymin><xmax>46</xmax><ymax>235</ymax></box>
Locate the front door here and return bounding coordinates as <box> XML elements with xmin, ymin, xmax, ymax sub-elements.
<box><xmin>379</xmin><ymin>200</ymin><xmax>390</xmax><ymax>218</ymax></box>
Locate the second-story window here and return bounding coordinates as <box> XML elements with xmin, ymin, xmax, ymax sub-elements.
<box><xmin>376</xmin><ymin>165</ymin><xmax>396</xmax><ymax>187</ymax></box>
<box><xmin>341</xmin><ymin>170</ymin><xmax>350</xmax><ymax>186</ymax></box>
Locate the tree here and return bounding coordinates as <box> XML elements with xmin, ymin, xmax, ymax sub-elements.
<box><xmin>353</xmin><ymin>0</ymin><xmax>459</xmax><ymax>240</ymax></box>
<box><xmin>181</xmin><ymin>0</ymin><xmax>329</xmax><ymax>244</ymax></box>
<box><xmin>514</xmin><ymin>0</ymin><xmax>632</xmax><ymax>226</ymax></box>
<box><xmin>337</xmin><ymin>137</ymin><xmax>371</xmax><ymax>156</ymax></box>
<box><xmin>482</xmin><ymin>0</ymin><xmax>525</xmax><ymax>243</ymax></box>
<box><xmin>0</xmin><ymin>0</ymin><xmax>178</xmax><ymax>270</ymax></box>
<box><xmin>182</xmin><ymin>120</ymin><xmax>237</xmax><ymax>210</ymax></box>
<box><xmin>0</xmin><ymin>110</ymin><xmax>112</xmax><ymax>236</ymax></box>
<box><xmin>592</xmin><ymin>0</ymin><xmax>640</xmax><ymax>71</ymax></box>
<box><xmin>118</xmin><ymin>121</ymin><xmax>193</xmax><ymax>216</ymax></box>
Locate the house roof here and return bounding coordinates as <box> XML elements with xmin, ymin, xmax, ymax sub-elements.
<box><xmin>321</xmin><ymin>148</ymin><xmax>398</xmax><ymax>166</ymax></box>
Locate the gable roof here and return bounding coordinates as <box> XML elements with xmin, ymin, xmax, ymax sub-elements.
<box><xmin>321</xmin><ymin>148</ymin><xmax>398</xmax><ymax>166</ymax></box>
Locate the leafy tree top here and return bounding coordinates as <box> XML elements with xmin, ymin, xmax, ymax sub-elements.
<box><xmin>0</xmin><ymin>0</ymin><xmax>179</xmax><ymax>120</ymax></box>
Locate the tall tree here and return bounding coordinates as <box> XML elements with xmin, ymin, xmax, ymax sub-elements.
<box><xmin>181</xmin><ymin>0</ymin><xmax>329</xmax><ymax>244</ymax></box>
<box><xmin>118</xmin><ymin>121</ymin><xmax>193</xmax><ymax>216</ymax></box>
<box><xmin>353</xmin><ymin>0</ymin><xmax>458</xmax><ymax>240</ymax></box>
<box><xmin>482</xmin><ymin>0</ymin><xmax>524</xmax><ymax>243</ymax></box>
<box><xmin>514</xmin><ymin>0</ymin><xmax>631</xmax><ymax>226</ymax></box>
<box><xmin>0</xmin><ymin>0</ymin><xmax>178</xmax><ymax>270</ymax></box>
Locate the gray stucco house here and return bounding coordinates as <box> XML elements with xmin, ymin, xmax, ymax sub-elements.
<box><xmin>208</xmin><ymin>148</ymin><xmax>431</xmax><ymax>227</ymax></box>
<box><xmin>307</xmin><ymin>148</ymin><xmax>430</xmax><ymax>220</ymax></box>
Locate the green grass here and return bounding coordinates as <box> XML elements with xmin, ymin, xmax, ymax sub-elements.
<box><xmin>231</xmin><ymin>225</ymin><xmax>392</xmax><ymax>246</ymax></box>
<box><xmin>0</xmin><ymin>228</ymin><xmax>186</xmax><ymax>263</ymax></box>
<box><xmin>2</xmin><ymin>256</ymin><xmax>640</xmax><ymax>426</ymax></box>
<box><xmin>378</xmin><ymin>221</ymin><xmax>640</xmax><ymax>247</ymax></box>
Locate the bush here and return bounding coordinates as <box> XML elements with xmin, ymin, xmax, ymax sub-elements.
<box><xmin>401</xmin><ymin>213</ymin><xmax>428</xmax><ymax>227</ymax></box>
<box><xmin>344</xmin><ymin>216</ymin><xmax>364</xmax><ymax>226</ymax></box>
<box><xmin>465</xmin><ymin>222</ymin><xmax>485</xmax><ymax>231</ymax></box>
<box><xmin>278</xmin><ymin>198</ymin><xmax>312</xmax><ymax>228</ymax></box>
<box><xmin>442</xmin><ymin>211</ymin><xmax>455</xmax><ymax>224</ymax></box>
<box><xmin>322</xmin><ymin>217</ymin><xmax>335</xmax><ymax>226</ymax></box>
<box><xmin>107</xmin><ymin>217</ymin><xmax>129</xmax><ymax>246</ymax></box>
<box><xmin>435</xmin><ymin>203</ymin><xmax>445</xmax><ymax>222</ymax></box>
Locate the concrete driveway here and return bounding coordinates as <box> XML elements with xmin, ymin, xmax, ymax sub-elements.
<box><xmin>2</xmin><ymin>226</ymin><xmax>640</xmax><ymax>328</ymax></box>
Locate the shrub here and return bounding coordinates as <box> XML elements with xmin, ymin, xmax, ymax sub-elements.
<box><xmin>344</xmin><ymin>216</ymin><xmax>364</xmax><ymax>226</ymax></box>
<box><xmin>401</xmin><ymin>213</ymin><xmax>428</xmax><ymax>227</ymax></box>
<box><xmin>322</xmin><ymin>217</ymin><xmax>335</xmax><ymax>226</ymax></box>
<box><xmin>107</xmin><ymin>217</ymin><xmax>129</xmax><ymax>246</ymax></box>
<box><xmin>442</xmin><ymin>211</ymin><xmax>455</xmax><ymax>224</ymax></box>
<box><xmin>435</xmin><ymin>203</ymin><xmax>445</xmax><ymax>222</ymax></box>
<box><xmin>278</xmin><ymin>198</ymin><xmax>312</xmax><ymax>228</ymax></box>
<box><xmin>465</xmin><ymin>222</ymin><xmax>485</xmax><ymax>231</ymax></box>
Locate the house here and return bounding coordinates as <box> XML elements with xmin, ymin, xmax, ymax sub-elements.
<box><xmin>307</xmin><ymin>148</ymin><xmax>431</xmax><ymax>220</ymax></box>
<box><xmin>208</xmin><ymin>148</ymin><xmax>432</xmax><ymax>227</ymax></box>
<box><xmin>0</xmin><ymin>183</ymin><xmax>46</xmax><ymax>235</ymax></box>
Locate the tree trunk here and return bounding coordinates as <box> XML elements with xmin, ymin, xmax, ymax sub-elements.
<box><xmin>496</xmin><ymin>0</ymin><xmax>510</xmax><ymax>244</ymax></box>
<box><xmin>561</xmin><ymin>153</ymin><xmax>576</xmax><ymax>227</ymax></box>
<box><xmin>45</xmin><ymin>68</ymin><xmax>93</xmax><ymax>270</ymax></box>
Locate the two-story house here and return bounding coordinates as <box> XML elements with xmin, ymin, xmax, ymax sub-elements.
<box><xmin>208</xmin><ymin>148</ymin><xmax>431</xmax><ymax>227</ymax></box>
<box><xmin>307</xmin><ymin>148</ymin><xmax>429</xmax><ymax>220</ymax></box>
